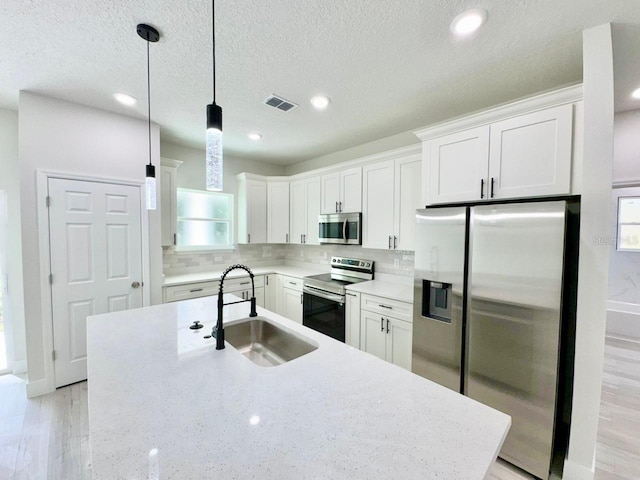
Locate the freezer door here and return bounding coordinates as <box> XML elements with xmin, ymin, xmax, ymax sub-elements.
<box><xmin>466</xmin><ymin>201</ymin><xmax>566</xmax><ymax>479</ymax></box>
<box><xmin>412</xmin><ymin>207</ymin><xmax>467</xmax><ymax>392</ymax></box>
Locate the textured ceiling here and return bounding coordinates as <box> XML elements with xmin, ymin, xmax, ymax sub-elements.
<box><xmin>613</xmin><ymin>23</ymin><xmax>640</xmax><ymax>113</ymax></box>
<box><xmin>1</xmin><ymin>1</ymin><xmax>639</xmax><ymax>165</ymax></box>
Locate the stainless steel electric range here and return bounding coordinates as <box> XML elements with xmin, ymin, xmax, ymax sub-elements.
<box><xmin>302</xmin><ymin>256</ymin><xmax>374</xmax><ymax>342</ymax></box>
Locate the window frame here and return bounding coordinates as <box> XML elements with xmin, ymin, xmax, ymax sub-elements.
<box><xmin>174</xmin><ymin>187</ymin><xmax>235</xmax><ymax>252</ymax></box>
<box><xmin>617</xmin><ymin>195</ymin><xmax>640</xmax><ymax>252</ymax></box>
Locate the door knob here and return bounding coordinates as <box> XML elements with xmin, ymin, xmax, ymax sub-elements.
<box><xmin>131</xmin><ymin>281</ymin><xmax>141</xmax><ymax>289</ymax></box>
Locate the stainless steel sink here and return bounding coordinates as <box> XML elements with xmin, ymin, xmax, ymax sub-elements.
<box><xmin>224</xmin><ymin>317</ymin><xmax>318</xmax><ymax>367</ymax></box>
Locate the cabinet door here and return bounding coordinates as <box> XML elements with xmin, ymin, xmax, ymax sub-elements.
<box><xmin>360</xmin><ymin>311</ymin><xmax>386</xmax><ymax>361</ymax></box>
<box><xmin>386</xmin><ymin>317</ymin><xmax>413</xmax><ymax>370</ymax></box>
<box><xmin>160</xmin><ymin>166</ymin><xmax>177</xmax><ymax>247</ymax></box>
<box><xmin>320</xmin><ymin>172</ymin><xmax>340</xmax><ymax>214</ymax></box>
<box><xmin>247</xmin><ymin>180</ymin><xmax>267</xmax><ymax>244</ymax></box>
<box><xmin>488</xmin><ymin>104</ymin><xmax>573</xmax><ymax>199</ymax></box>
<box><xmin>264</xmin><ymin>274</ymin><xmax>278</xmax><ymax>312</ymax></box>
<box><xmin>282</xmin><ymin>287</ymin><xmax>303</xmax><ymax>324</ymax></box>
<box><xmin>394</xmin><ymin>155</ymin><xmax>422</xmax><ymax>251</ymax></box>
<box><xmin>267</xmin><ymin>181</ymin><xmax>290</xmax><ymax>243</ymax></box>
<box><xmin>340</xmin><ymin>167</ymin><xmax>362</xmax><ymax>213</ymax></box>
<box><xmin>362</xmin><ymin>160</ymin><xmax>394</xmax><ymax>249</ymax></box>
<box><xmin>289</xmin><ymin>180</ymin><xmax>306</xmax><ymax>245</ymax></box>
<box><xmin>345</xmin><ymin>292</ymin><xmax>361</xmax><ymax>348</ymax></box>
<box><xmin>305</xmin><ymin>177</ymin><xmax>321</xmax><ymax>245</ymax></box>
<box><xmin>254</xmin><ymin>287</ymin><xmax>265</xmax><ymax>308</ymax></box>
<box><xmin>428</xmin><ymin>126</ymin><xmax>490</xmax><ymax>204</ymax></box>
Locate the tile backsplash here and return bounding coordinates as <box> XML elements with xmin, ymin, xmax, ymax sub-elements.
<box><xmin>163</xmin><ymin>244</ymin><xmax>414</xmax><ymax>277</ymax></box>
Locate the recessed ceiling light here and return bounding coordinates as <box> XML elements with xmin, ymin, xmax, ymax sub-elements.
<box><xmin>310</xmin><ymin>95</ymin><xmax>330</xmax><ymax>110</ymax></box>
<box><xmin>248</xmin><ymin>132</ymin><xmax>262</xmax><ymax>141</ymax></box>
<box><xmin>113</xmin><ymin>93</ymin><xmax>137</xmax><ymax>106</ymax></box>
<box><xmin>450</xmin><ymin>9</ymin><xmax>488</xmax><ymax>37</ymax></box>
<box><xmin>632</xmin><ymin>87</ymin><xmax>640</xmax><ymax>100</ymax></box>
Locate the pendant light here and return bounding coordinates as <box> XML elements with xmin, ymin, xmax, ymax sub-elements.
<box><xmin>137</xmin><ymin>23</ymin><xmax>160</xmax><ymax>210</ymax></box>
<box><xmin>206</xmin><ymin>0</ymin><xmax>223</xmax><ymax>191</ymax></box>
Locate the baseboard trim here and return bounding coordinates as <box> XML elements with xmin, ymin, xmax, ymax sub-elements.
<box><xmin>26</xmin><ymin>378</ymin><xmax>54</xmax><ymax>398</ymax></box>
<box><xmin>563</xmin><ymin>459</ymin><xmax>595</xmax><ymax>480</ymax></box>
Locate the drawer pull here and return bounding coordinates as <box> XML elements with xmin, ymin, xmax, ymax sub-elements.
<box><xmin>240</xmin><ymin>281</ymin><xmax>250</xmax><ymax>285</ymax></box>
<box><xmin>288</xmin><ymin>281</ymin><xmax>297</xmax><ymax>286</ymax></box>
<box><xmin>190</xmin><ymin>288</ymin><xmax>204</xmax><ymax>293</ymax></box>
<box><xmin>378</xmin><ymin>304</ymin><xmax>392</xmax><ymax>309</ymax></box>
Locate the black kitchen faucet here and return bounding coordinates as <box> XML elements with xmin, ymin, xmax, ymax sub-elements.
<box><xmin>213</xmin><ymin>264</ymin><xmax>258</xmax><ymax>350</ymax></box>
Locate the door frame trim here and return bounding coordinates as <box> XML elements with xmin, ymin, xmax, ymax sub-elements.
<box><xmin>35</xmin><ymin>169</ymin><xmax>150</xmax><ymax>394</ymax></box>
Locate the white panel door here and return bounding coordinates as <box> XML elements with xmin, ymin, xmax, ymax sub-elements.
<box><xmin>49</xmin><ymin>178</ymin><xmax>143</xmax><ymax>388</ymax></box>
<box><xmin>362</xmin><ymin>160</ymin><xmax>394</xmax><ymax>249</ymax></box>
<box><xmin>394</xmin><ymin>154</ymin><xmax>422</xmax><ymax>251</ymax></box>
<box><xmin>360</xmin><ymin>311</ymin><xmax>386</xmax><ymax>361</ymax></box>
<box><xmin>282</xmin><ymin>287</ymin><xmax>303</xmax><ymax>323</ymax></box>
<box><xmin>289</xmin><ymin>180</ymin><xmax>305</xmax><ymax>245</ymax></box>
<box><xmin>428</xmin><ymin>126</ymin><xmax>490</xmax><ymax>204</ymax></box>
<box><xmin>386</xmin><ymin>317</ymin><xmax>413</xmax><ymax>370</ymax></box>
<box><xmin>340</xmin><ymin>167</ymin><xmax>362</xmax><ymax>213</ymax></box>
<box><xmin>305</xmin><ymin>177</ymin><xmax>321</xmax><ymax>245</ymax></box>
<box><xmin>320</xmin><ymin>172</ymin><xmax>340</xmax><ymax>214</ymax></box>
<box><xmin>267</xmin><ymin>181</ymin><xmax>290</xmax><ymax>243</ymax></box>
<box><xmin>488</xmin><ymin>104</ymin><xmax>573</xmax><ymax>199</ymax></box>
<box><xmin>247</xmin><ymin>180</ymin><xmax>267</xmax><ymax>244</ymax></box>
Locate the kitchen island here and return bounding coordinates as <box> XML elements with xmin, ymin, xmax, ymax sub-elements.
<box><xmin>87</xmin><ymin>294</ymin><xmax>510</xmax><ymax>479</ymax></box>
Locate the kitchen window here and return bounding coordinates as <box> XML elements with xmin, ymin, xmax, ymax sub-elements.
<box><xmin>176</xmin><ymin>188</ymin><xmax>234</xmax><ymax>250</ymax></box>
<box><xmin>617</xmin><ymin>196</ymin><xmax>640</xmax><ymax>251</ymax></box>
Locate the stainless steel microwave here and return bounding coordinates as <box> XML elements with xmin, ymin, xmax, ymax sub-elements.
<box><xmin>318</xmin><ymin>213</ymin><xmax>362</xmax><ymax>245</ymax></box>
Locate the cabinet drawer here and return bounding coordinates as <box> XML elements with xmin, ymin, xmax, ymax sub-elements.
<box><xmin>280</xmin><ymin>275</ymin><xmax>302</xmax><ymax>292</ymax></box>
<box><xmin>224</xmin><ymin>275</ymin><xmax>265</xmax><ymax>291</ymax></box>
<box><xmin>164</xmin><ymin>281</ymin><xmax>219</xmax><ymax>303</ymax></box>
<box><xmin>361</xmin><ymin>294</ymin><xmax>413</xmax><ymax>323</ymax></box>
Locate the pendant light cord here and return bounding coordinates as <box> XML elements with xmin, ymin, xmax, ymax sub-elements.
<box><xmin>212</xmin><ymin>0</ymin><xmax>216</xmax><ymax>103</ymax></box>
<box><xmin>147</xmin><ymin>39</ymin><xmax>152</xmax><ymax>167</ymax></box>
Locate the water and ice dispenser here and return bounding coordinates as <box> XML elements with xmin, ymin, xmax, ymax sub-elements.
<box><xmin>421</xmin><ymin>280</ymin><xmax>452</xmax><ymax>323</ymax></box>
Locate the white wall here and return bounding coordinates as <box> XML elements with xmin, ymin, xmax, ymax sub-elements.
<box><xmin>19</xmin><ymin>92</ymin><xmax>162</xmax><ymax>396</ymax></box>
<box><xmin>564</xmin><ymin>24</ymin><xmax>614</xmax><ymax>480</ymax></box>
<box><xmin>0</xmin><ymin>108</ymin><xmax>27</xmax><ymax>373</ymax></box>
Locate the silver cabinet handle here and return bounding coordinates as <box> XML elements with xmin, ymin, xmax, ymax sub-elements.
<box><xmin>131</xmin><ymin>281</ymin><xmax>140</xmax><ymax>289</ymax></box>
<box><xmin>300</xmin><ymin>294</ymin><xmax>303</xmax><ymax>304</ymax></box>
<box><xmin>240</xmin><ymin>281</ymin><xmax>250</xmax><ymax>285</ymax></box>
<box><xmin>378</xmin><ymin>304</ymin><xmax>392</xmax><ymax>309</ymax></box>
<box><xmin>380</xmin><ymin>317</ymin><xmax>384</xmax><ymax>332</ymax></box>
<box><xmin>393</xmin><ymin>236</ymin><xmax>397</xmax><ymax>250</ymax></box>
<box><xmin>190</xmin><ymin>288</ymin><xmax>203</xmax><ymax>293</ymax></box>
<box><xmin>336</xmin><ymin>201</ymin><xmax>339</xmax><ymax>213</ymax></box>
<box><xmin>286</xmin><ymin>233</ymin><xmax>289</xmax><ymax>243</ymax></box>
<box><xmin>339</xmin><ymin>201</ymin><xmax>342</xmax><ymax>212</ymax></box>
<box><xmin>490</xmin><ymin>177</ymin><xmax>495</xmax><ymax>198</ymax></box>
<box><xmin>388</xmin><ymin>236</ymin><xmax>392</xmax><ymax>249</ymax></box>
<box><xmin>386</xmin><ymin>318</ymin><xmax>390</xmax><ymax>334</ymax></box>
<box><xmin>303</xmin><ymin>234</ymin><xmax>306</xmax><ymax>243</ymax></box>
<box><xmin>480</xmin><ymin>178</ymin><xmax>485</xmax><ymax>199</ymax></box>
<box><xmin>301</xmin><ymin>234</ymin><xmax>304</xmax><ymax>243</ymax></box>
<box><xmin>346</xmin><ymin>292</ymin><xmax>357</xmax><ymax>297</ymax></box>
<box><xmin>248</xmin><ymin>233</ymin><xmax>251</xmax><ymax>244</ymax></box>
<box><xmin>173</xmin><ymin>233</ymin><xmax>176</xmax><ymax>246</ymax></box>
<box><xmin>266</xmin><ymin>276</ymin><xmax>269</xmax><ymax>286</ymax></box>
<box><xmin>288</xmin><ymin>281</ymin><xmax>297</xmax><ymax>286</ymax></box>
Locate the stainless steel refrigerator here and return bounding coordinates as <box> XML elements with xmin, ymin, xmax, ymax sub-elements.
<box><xmin>412</xmin><ymin>199</ymin><xmax>578</xmax><ymax>479</ymax></box>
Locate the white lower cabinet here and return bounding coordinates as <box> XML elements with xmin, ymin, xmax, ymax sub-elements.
<box><xmin>345</xmin><ymin>291</ymin><xmax>361</xmax><ymax>348</ymax></box>
<box><xmin>282</xmin><ymin>286</ymin><xmax>303</xmax><ymax>324</ymax></box>
<box><xmin>163</xmin><ymin>280</ymin><xmax>219</xmax><ymax>303</ymax></box>
<box><xmin>264</xmin><ymin>274</ymin><xmax>280</xmax><ymax>313</ymax></box>
<box><xmin>360</xmin><ymin>293</ymin><xmax>412</xmax><ymax>370</ymax></box>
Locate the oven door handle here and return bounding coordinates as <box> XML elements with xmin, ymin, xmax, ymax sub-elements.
<box><xmin>303</xmin><ymin>285</ymin><xmax>345</xmax><ymax>304</ymax></box>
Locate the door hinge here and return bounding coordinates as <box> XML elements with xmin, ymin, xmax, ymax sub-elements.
<box><xmin>52</xmin><ymin>350</ymin><xmax>56</xmax><ymax>361</ymax></box>
<box><xmin>46</xmin><ymin>196</ymin><xmax>51</xmax><ymax>207</ymax></box>
<box><xmin>49</xmin><ymin>273</ymin><xmax>53</xmax><ymax>285</ymax></box>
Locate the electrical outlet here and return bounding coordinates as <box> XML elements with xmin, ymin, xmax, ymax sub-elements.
<box><xmin>394</xmin><ymin>258</ymin><xmax>400</xmax><ymax>268</ymax></box>
<box><xmin>214</xmin><ymin>256</ymin><xmax>222</xmax><ymax>262</ymax></box>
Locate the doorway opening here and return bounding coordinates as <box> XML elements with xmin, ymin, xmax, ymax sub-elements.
<box><xmin>0</xmin><ymin>190</ymin><xmax>9</xmax><ymax>374</ymax></box>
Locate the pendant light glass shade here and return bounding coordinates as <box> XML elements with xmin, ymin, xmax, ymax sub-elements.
<box><xmin>146</xmin><ymin>164</ymin><xmax>157</xmax><ymax>210</ymax></box>
<box><xmin>206</xmin><ymin>103</ymin><xmax>223</xmax><ymax>191</ymax></box>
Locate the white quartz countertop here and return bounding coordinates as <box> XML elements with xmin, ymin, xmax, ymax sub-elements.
<box><xmin>87</xmin><ymin>296</ymin><xmax>510</xmax><ymax>480</ymax></box>
<box><xmin>345</xmin><ymin>280</ymin><xmax>414</xmax><ymax>303</ymax></box>
<box><xmin>163</xmin><ymin>264</ymin><xmax>327</xmax><ymax>287</ymax></box>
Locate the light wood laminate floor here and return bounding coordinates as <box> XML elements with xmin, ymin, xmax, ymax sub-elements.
<box><xmin>0</xmin><ymin>336</ymin><xmax>638</xmax><ymax>479</ymax></box>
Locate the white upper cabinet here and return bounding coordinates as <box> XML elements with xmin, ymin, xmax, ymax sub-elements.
<box><xmin>417</xmin><ymin>86</ymin><xmax>581</xmax><ymax>205</ymax></box>
<box><xmin>237</xmin><ymin>174</ymin><xmax>267</xmax><ymax>244</ymax></box>
<box><xmin>160</xmin><ymin>158</ymin><xmax>182</xmax><ymax>247</ymax></box>
<box><xmin>290</xmin><ymin>176</ymin><xmax>321</xmax><ymax>245</ymax></box>
<box><xmin>428</xmin><ymin>126</ymin><xmax>490</xmax><ymax>204</ymax></box>
<box><xmin>362</xmin><ymin>153</ymin><xmax>422</xmax><ymax>250</ymax></box>
<box><xmin>321</xmin><ymin>167</ymin><xmax>362</xmax><ymax>213</ymax></box>
<box><xmin>267</xmin><ymin>180</ymin><xmax>290</xmax><ymax>244</ymax></box>
<box><xmin>488</xmin><ymin>104</ymin><xmax>572</xmax><ymax>199</ymax></box>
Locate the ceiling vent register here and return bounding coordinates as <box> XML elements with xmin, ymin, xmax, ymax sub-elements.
<box><xmin>264</xmin><ymin>94</ymin><xmax>298</xmax><ymax>112</ymax></box>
